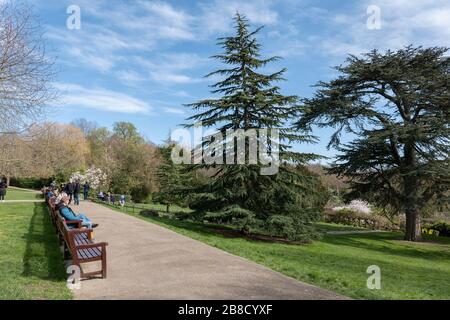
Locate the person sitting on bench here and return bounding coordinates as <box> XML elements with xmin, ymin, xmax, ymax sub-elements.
<box><xmin>59</xmin><ymin>195</ymin><xmax>98</xmax><ymax>229</ymax></box>
<box><xmin>45</xmin><ymin>188</ymin><xmax>54</xmax><ymax>200</ymax></box>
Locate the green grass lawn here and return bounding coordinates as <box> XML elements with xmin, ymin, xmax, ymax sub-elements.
<box><xmin>99</xmin><ymin>201</ymin><xmax>450</xmax><ymax>300</ymax></box>
<box><xmin>314</xmin><ymin>222</ymin><xmax>369</xmax><ymax>232</ymax></box>
<box><xmin>4</xmin><ymin>188</ymin><xmax>42</xmax><ymax>201</ymax></box>
<box><xmin>115</xmin><ymin>201</ymin><xmax>192</xmax><ymax>213</ymax></box>
<box><xmin>0</xmin><ymin>203</ymin><xmax>72</xmax><ymax>300</ymax></box>
<box><xmin>138</xmin><ymin>202</ymin><xmax>193</xmax><ymax>213</ymax></box>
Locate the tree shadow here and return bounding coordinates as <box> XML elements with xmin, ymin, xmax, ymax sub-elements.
<box><xmin>253</xmin><ymin>244</ymin><xmax>450</xmax><ymax>299</ymax></box>
<box><xmin>146</xmin><ymin>215</ymin><xmax>309</xmax><ymax>244</ymax></box>
<box><xmin>144</xmin><ymin>214</ymin><xmax>449</xmax><ymax>299</ymax></box>
<box><xmin>148</xmin><ymin>215</ymin><xmax>450</xmax><ymax>260</ymax></box>
<box><xmin>22</xmin><ymin>203</ymin><xmax>67</xmax><ymax>281</ymax></box>
<box><xmin>34</xmin><ymin>193</ymin><xmax>43</xmax><ymax>199</ymax></box>
<box><xmin>323</xmin><ymin>233</ymin><xmax>450</xmax><ymax>262</ymax></box>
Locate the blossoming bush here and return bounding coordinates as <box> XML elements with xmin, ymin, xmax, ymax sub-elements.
<box><xmin>332</xmin><ymin>199</ymin><xmax>372</xmax><ymax>214</ymax></box>
<box><xmin>326</xmin><ymin>200</ymin><xmax>396</xmax><ymax>230</ymax></box>
<box><xmin>69</xmin><ymin>167</ymin><xmax>109</xmax><ymax>190</ymax></box>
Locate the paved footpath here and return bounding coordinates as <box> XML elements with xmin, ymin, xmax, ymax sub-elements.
<box><xmin>72</xmin><ymin>201</ymin><xmax>347</xmax><ymax>300</ymax></box>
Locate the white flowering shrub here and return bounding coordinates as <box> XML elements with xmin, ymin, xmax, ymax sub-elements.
<box><xmin>332</xmin><ymin>199</ymin><xmax>372</xmax><ymax>214</ymax></box>
<box><xmin>70</xmin><ymin>167</ymin><xmax>108</xmax><ymax>190</ymax></box>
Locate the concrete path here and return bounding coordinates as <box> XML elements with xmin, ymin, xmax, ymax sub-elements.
<box><xmin>71</xmin><ymin>201</ymin><xmax>346</xmax><ymax>300</ymax></box>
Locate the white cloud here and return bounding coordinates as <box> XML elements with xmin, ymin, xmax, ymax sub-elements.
<box><xmin>115</xmin><ymin>70</ymin><xmax>146</xmax><ymax>86</ymax></box>
<box><xmin>133</xmin><ymin>53</ymin><xmax>207</xmax><ymax>84</ymax></box>
<box><xmin>45</xmin><ymin>0</ymin><xmax>195</xmax><ymax>75</ymax></box>
<box><xmin>77</xmin><ymin>0</ymin><xmax>195</xmax><ymax>40</ymax></box>
<box><xmin>163</xmin><ymin>107</ymin><xmax>185</xmax><ymax>115</ymax></box>
<box><xmin>54</xmin><ymin>83</ymin><xmax>151</xmax><ymax>114</ymax></box>
<box><xmin>151</xmin><ymin>73</ymin><xmax>192</xmax><ymax>84</ymax></box>
<box><xmin>198</xmin><ymin>0</ymin><xmax>279</xmax><ymax>34</ymax></box>
<box><xmin>264</xmin><ymin>0</ymin><xmax>450</xmax><ymax>61</ymax></box>
<box><xmin>316</xmin><ymin>0</ymin><xmax>450</xmax><ymax>59</ymax></box>
<box><xmin>45</xmin><ymin>0</ymin><xmax>281</xmax><ymax>80</ymax></box>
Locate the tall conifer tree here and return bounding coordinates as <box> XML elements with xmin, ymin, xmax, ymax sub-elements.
<box><xmin>184</xmin><ymin>13</ymin><xmax>325</xmax><ymax>240</ymax></box>
<box><xmin>295</xmin><ymin>46</ymin><xmax>450</xmax><ymax>241</ymax></box>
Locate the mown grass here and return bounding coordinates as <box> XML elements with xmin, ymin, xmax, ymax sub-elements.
<box><xmin>0</xmin><ymin>203</ymin><xmax>72</xmax><ymax>300</ymax></box>
<box><xmin>314</xmin><ymin>222</ymin><xmax>369</xmax><ymax>232</ymax></box>
<box><xmin>3</xmin><ymin>188</ymin><xmax>42</xmax><ymax>201</ymax></box>
<box><xmin>100</xmin><ymin>201</ymin><xmax>450</xmax><ymax>300</ymax></box>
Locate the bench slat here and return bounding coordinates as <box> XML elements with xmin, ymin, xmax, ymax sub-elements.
<box><xmin>87</xmin><ymin>247</ymin><xmax>99</xmax><ymax>257</ymax></box>
<box><xmin>77</xmin><ymin>248</ymin><xmax>89</xmax><ymax>260</ymax></box>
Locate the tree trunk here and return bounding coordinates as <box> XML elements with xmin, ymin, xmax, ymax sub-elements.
<box><xmin>6</xmin><ymin>175</ymin><xmax>10</xmax><ymax>187</ymax></box>
<box><xmin>166</xmin><ymin>204</ymin><xmax>170</xmax><ymax>213</ymax></box>
<box><xmin>403</xmin><ymin>141</ymin><xmax>421</xmax><ymax>241</ymax></box>
<box><xmin>404</xmin><ymin>209</ymin><xmax>421</xmax><ymax>241</ymax></box>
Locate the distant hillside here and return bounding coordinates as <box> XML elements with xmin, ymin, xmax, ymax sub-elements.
<box><xmin>307</xmin><ymin>164</ymin><xmax>348</xmax><ymax>193</ymax></box>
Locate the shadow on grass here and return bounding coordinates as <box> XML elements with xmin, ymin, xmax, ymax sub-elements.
<box><xmin>22</xmin><ymin>203</ymin><xmax>66</xmax><ymax>281</ymax></box>
<box><xmin>148</xmin><ymin>215</ymin><xmax>228</xmax><ymax>235</ymax></box>
<box><xmin>322</xmin><ymin>232</ymin><xmax>450</xmax><ymax>262</ymax></box>
<box><xmin>34</xmin><ymin>193</ymin><xmax>43</xmax><ymax>199</ymax></box>
<box><xmin>139</xmin><ymin>213</ymin><xmax>450</xmax><ymax>299</ymax></box>
<box><xmin>147</xmin><ymin>214</ymin><xmax>450</xmax><ymax>259</ymax></box>
<box><xmin>140</xmin><ymin>214</ymin><xmax>310</xmax><ymax>244</ymax></box>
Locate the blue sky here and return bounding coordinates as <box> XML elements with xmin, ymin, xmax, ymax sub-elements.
<box><xmin>32</xmin><ymin>0</ymin><xmax>450</xmax><ymax>161</ymax></box>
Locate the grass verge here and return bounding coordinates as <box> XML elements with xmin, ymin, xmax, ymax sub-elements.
<box><xmin>98</xmin><ymin>201</ymin><xmax>450</xmax><ymax>300</ymax></box>
<box><xmin>0</xmin><ymin>203</ymin><xmax>72</xmax><ymax>300</ymax></box>
<box><xmin>3</xmin><ymin>187</ymin><xmax>42</xmax><ymax>201</ymax></box>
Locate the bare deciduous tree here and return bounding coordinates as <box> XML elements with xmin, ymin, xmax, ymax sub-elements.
<box><xmin>0</xmin><ymin>1</ymin><xmax>55</xmax><ymax>134</ymax></box>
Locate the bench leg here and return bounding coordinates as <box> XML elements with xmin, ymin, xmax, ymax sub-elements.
<box><xmin>102</xmin><ymin>253</ymin><xmax>107</xmax><ymax>279</ymax></box>
<box><xmin>63</xmin><ymin>243</ymin><xmax>71</xmax><ymax>260</ymax></box>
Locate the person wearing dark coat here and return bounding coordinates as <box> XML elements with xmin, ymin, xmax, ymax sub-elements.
<box><xmin>66</xmin><ymin>181</ymin><xmax>75</xmax><ymax>204</ymax></box>
<box><xmin>0</xmin><ymin>179</ymin><xmax>7</xmax><ymax>202</ymax></box>
<box><xmin>73</xmin><ymin>180</ymin><xmax>81</xmax><ymax>206</ymax></box>
<box><xmin>83</xmin><ymin>182</ymin><xmax>90</xmax><ymax>200</ymax></box>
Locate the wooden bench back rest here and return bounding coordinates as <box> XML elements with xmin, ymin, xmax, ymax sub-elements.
<box><xmin>59</xmin><ymin>216</ymin><xmax>92</xmax><ymax>248</ymax></box>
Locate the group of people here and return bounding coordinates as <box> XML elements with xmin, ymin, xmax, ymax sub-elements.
<box><xmin>52</xmin><ymin>180</ymin><xmax>91</xmax><ymax>206</ymax></box>
<box><xmin>0</xmin><ymin>177</ymin><xmax>7</xmax><ymax>202</ymax></box>
<box><xmin>45</xmin><ymin>184</ymin><xmax>98</xmax><ymax>229</ymax></box>
<box><xmin>98</xmin><ymin>191</ymin><xmax>126</xmax><ymax>207</ymax></box>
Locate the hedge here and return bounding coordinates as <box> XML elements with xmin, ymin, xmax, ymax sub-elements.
<box><xmin>10</xmin><ymin>177</ymin><xmax>53</xmax><ymax>190</ymax></box>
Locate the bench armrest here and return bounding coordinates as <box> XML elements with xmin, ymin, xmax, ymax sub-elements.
<box><xmin>65</xmin><ymin>220</ymin><xmax>82</xmax><ymax>228</ymax></box>
<box><xmin>76</xmin><ymin>242</ymin><xmax>108</xmax><ymax>250</ymax></box>
<box><xmin>68</xmin><ymin>227</ymin><xmax>94</xmax><ymax>237</ymax></box>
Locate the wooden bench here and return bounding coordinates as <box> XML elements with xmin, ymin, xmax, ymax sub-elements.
<box><xmin>46</xmin><ymin>197</ymin><xmax>108</xmax><ymax>279</ymax></box>
<box><xmin>57</xmin><ymin>216</ymin><xmax>108</xmax><ymax>279</ymax></box>
<box><xmin>47</xmin><ymin>197</ymin><xmax>59</xmax><ymax>228</ymax></box>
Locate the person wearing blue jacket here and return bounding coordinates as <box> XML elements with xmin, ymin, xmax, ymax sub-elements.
<box><xmin>58</xmin><ymin>196</ymin><xmax>98</xmax><ymax>228</ymax></box>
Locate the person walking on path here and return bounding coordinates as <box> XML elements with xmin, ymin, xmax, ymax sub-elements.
<box><xmin>0</xmin><ymin>178</ymin><xmax>7</xmax><ymax>202</ymax></box>
<box><xmin>73</xmin><ymin>180</ymin><xmax>81</xmax><ymax>206</ymax></box>
<box><xmin>83</xmin><ymin>182</ymin><xmax>90</xmax><ymax>200</ymax></box>
<box><xmin>119</xmin><ymin>194</ymin><xmax>126</xmax><ymax>208</ymax></box>
<box><xmin>65</xmin><ymin>181</ymin><xmax>75</xmax><ymax>204</ymax></box>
